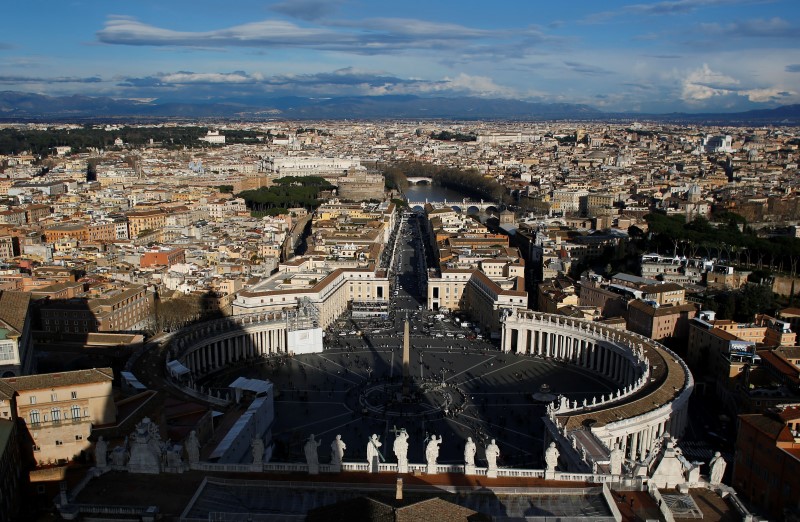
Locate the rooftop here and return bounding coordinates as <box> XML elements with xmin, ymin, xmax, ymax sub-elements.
<box><xmin>1</xmin><ymin>367</ymin><xmax>113</xmax><ymax>392</ymax></box>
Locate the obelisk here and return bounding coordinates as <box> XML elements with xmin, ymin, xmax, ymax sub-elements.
<box><xmin>402</xmin><ymin>318</ymin><xmax>411</xmax><ymax>396</ymax></box>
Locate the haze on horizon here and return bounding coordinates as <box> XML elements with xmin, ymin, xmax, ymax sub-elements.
<box><xmin>1</xmin><ymin>0</ymin><xmax>798</xmax><ymax>114</ymax></box>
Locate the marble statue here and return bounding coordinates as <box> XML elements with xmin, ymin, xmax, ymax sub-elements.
<box><xmin>485</xmin><ymin>439</ymin><xmax>500</xmax><ymax>478</ymax></box>
<box><xmin>251</xmin><ymin>437</ymin><xmax>264</xmax><ymax>464</ymax></box>
<box><xmin>393</xmin><ymin>429</ymin><xmax>409</xmax><ymax>472</ymax></box>
<box><xmin>464</xmin><ymin>437</ymin><xmax>477</xmax><ymax>467</ymax></box>
<box><xmin>166</xmin><ymin>445</ymin><xmax>183</xmax><ymax>469</ymax></box>
<box><xmin>545</xmin><ymin>442</ymin><xmax>560</xmax><ymax>472</ymax></box>
<box><xmin>128</xmin><ymin>417</ymin><xmax>162</xmax><ymax>474</ymax></box>
<box><xmin>95</xmin><ymin>436</ymin><xmax>108</xmax><ymax>468</ymax></box>
<box><xmin>709</xmin><ymin>452</ymin><xmax>727</xmax><ymax>485</ymax></box>
<box><xmin>304</xmin><ymin>434</ymin><xmax>321</xmax><ymax>474</ymax></box>
<box><xmin>367</xmin><ymin>434</ymin><xmax>382</xmax><ymax>472</ymax></box>
<box><xmin>425</xmin><ymin>435</ymin><xmax>441</xmax><ymax>473</ymax></box>
<box><xmin>110</xmin><ymin>446</ymin><xmax>127</xmax><ymax>467</ymax></box>
<box><xmin>185</xmin><ymin>431</ymin><xmax>200</xmax><ymax>465</ymax></box>
<box><xmin>609</xmin><ymin>444</ymin><xmax>623</xmax><ymax>476</ymax></box>
<box><xmin>330</xmin><ymin>434</ymin><xmax>346</xmax><ymax>467</ymax></box>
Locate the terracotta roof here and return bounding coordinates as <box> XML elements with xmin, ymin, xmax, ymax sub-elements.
<box><xmin>759</xmin><ymin>350</ymin><xmax>800</xmax><ymax>384</ymax></box>
<box><xmin>641</xmin><ymin>283</ymin><xmax>685</xmax><ymax>294</ymax></box>
<box><xmin>739</xmin><ymin>413</ymin><xmax>793</xmax><ymax>442</ymax></box>
<box><xmin>1</xmin><ymin>367</ymin><xmax>113</xmax><ymax>391</ymax></box>
<box><xmin>709</xmin><ymin>328</ymin><xmax>739</xmax><ymax>341</ymax></box>
<box><xmin>774</xmin><ymin>346</ymin><xmax>800</xmax><ymax>359</ymax></box>
<box><xmin>778</xmin><ymin>405</ymin><xmax>800</xmax><ymax>423</ymax></box>
<box><xmin>0</xmin><ymin>379</ymin><xmax>14</xmax><ymax>400</ymax></box>
<box><xmin>0</xmin><ymin>290</ymin><xmax>30</xmax><ymax>335</ymax></box>
<box><xmin>628</xmin><ymin>300</ymin><xmax>697</xmax><ymax>317</ymax></box>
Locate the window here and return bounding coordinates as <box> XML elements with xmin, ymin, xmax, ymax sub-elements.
<box><xmin>29</xmin><ymin>396</ymin><xmax>36</xmax><ymax>405</ymax></box>
<box><xmin>29</xmin><ymin>410</ymin><xmax>40</xmax><ymax>425</ymax></box>
<box><xmin>51</xmin><ymin>392</ymin><xmax>58</xmax><ymax>402</ymax></box>
<box><xmin>75</xmin><ymin>435</ymin><xmax>83</xmax><ymax>441</ymax></box>
<box><xmin>33</xmin><ymin>445</ymin><xmax>41</xmax><ymax>452</ymax></box>
<box><xmin>51</xmin><ymin>408</ymin><xmax>61</xmax><ymax>422</ymax></box>
<box><xmin>71</xmin><ymin>391</ymin><xmax>77</xmax><ymax>399</ymax></box>
<box><xmin>55</xmin><ymin>440</ymin><xmax>63</xmax><ymax>446</ymax></box>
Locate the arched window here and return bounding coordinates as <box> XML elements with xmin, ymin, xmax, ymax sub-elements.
<box><xmin>71</xmin><ymin>404</ymin><xmax>81</xmax><ymax>420</ymax></box>
<box><xmin>51</xmin><ymin>408</ymin><xmax>61</xmax><ymax>422</ymax></box>
<box><xmin>29</xmin><ymin>410</ymin><xmax>40</xmax><ymax>425</ymax></box>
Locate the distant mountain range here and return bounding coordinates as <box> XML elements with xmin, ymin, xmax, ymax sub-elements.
<box><xmin>0</xmin><ymin>90</ymin><xmax>798</xmax><ymax>123</ymax></box>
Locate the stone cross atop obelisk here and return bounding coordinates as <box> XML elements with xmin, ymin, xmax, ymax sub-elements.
<box><xmin>402</xmin><ymin>317</ymin><xmax>411</xmax><ymax>396</ymax></box>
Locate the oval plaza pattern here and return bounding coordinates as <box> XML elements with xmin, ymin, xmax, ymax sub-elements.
<box><xmin>166</xmin><ymin>305</ymin><xmax>693</xmax><ymax>472</ymax></box>
<box><xmin>503</xmin><ymin>310</ymin><xmax>693</xmax><ymax>465</ymax></box>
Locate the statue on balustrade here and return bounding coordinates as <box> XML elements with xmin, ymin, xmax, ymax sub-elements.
<box><xmin>425</xmin><ymin>435</ymin><xmax>441</xmax><ymax>472</ymax></box>
<box><xmin>95</xmin><ymin>436</ymin><xmax>108</xmax><ymax>469</ymax></box>
<box><xmin>367</xmin><ymin>434</ymin><xmax>382</xmax><ymax>472</ymax></box>
<box><xmin>252</xmin><ymin>437</ymin><xmax>264</xmax><ymax>464</ymax></box>
<box><xmin>393</xmin><ymin>429</ymin><xmax>409</xmax><ymax>471</ymax></box>
<box><xmin>464</xmin><ymin>437</ymin><xmax>476</xmax><ymax>467</ymax></box>
<box><xmin>609</xmin><ymin>444</ymin><xmax>623</xmax><ymax>476</ymax></box>
<box><xmin>185</xmin><ymin>430</ymin><xmax>200</xmax><ymax>465</ymax></box>
<box><xmin>485</xmin><ymin>439</ymin><xmax>500</xmax><ymax>473</ymax></box>
<box><xmin>304</xmin><ymin>434</ymin><xmax>321</xmax><ymax>474</ymax></box>
<box><xmin>545</xmin><ymin>442</ymin><xmax>560</xmax><ymax>472</ymax></box>
<box><xmin>330</xmin><ymin>434</ymin><xmax>346</xmax><ymax>467</ymax></box>
<box><xmin>709</xmin><ymin>452</ymin><xmax>727</xmax><ymax>485</ymax></box>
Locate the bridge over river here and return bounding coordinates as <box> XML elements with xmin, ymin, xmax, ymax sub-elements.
<box><xmin>406</xmin><ymin>199</ymin><xmax>500</xmax><ymax>213</ymax></box>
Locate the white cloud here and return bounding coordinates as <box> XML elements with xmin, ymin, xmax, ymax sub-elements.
<box><xmin>680</xmin><ymin>63</ymin><xmax>796</xmax><ymax>105</ymax></box>
<box><xmin>681</xmin><ymin>64</ymin><xmax>740</xmax><ymax>102</ymax></box>
<box><xmin>96</xmin><ymin>15</ymin><xmax>522</xmax><ymax>56</ymax></box>
<box><xmin>740</xmin><ymin>87</ymin><xmax>793</xmax><ymax>103</ymax></box>
<box><xmin>159</xmin><ymin>71</ymin><xmax>263</xmax><ymax>84</ymax></box>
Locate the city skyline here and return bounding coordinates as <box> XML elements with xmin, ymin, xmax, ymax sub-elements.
<box><xmin>1</xmin><ymin>0</ymin><xmax>798</xmax><ymax>114</ymax></box>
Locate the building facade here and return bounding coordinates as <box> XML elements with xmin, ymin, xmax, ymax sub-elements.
<box><xmin>1</xmin><ymin>368</ymin><xmax>116</xmax><ymax>465</ymax></box>
<box><xmin>0</xmin><ymin>291</ymin><xmax>33</xmax><ymax>378</ymax></box>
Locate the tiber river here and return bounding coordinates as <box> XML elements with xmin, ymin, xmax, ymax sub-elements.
<box><xmin>403</xmin><ymin>183</ymin><xmax>474</xmax><ymax>203</ymax></box>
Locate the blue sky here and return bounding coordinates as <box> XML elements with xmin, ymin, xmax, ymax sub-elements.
<box><xmin>1</xmin><ymin>0</ymin><xmax>798</xmax><ymax>112</ymax></box>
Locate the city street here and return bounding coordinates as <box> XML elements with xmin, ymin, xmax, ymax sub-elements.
<box><xmin>201</xmin><ymin>210</ymin><xmax>617</xmax><ymax>468</ymax></box>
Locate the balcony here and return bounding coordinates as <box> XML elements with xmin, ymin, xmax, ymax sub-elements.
<box><xmin>29</xmin><ymin>416</ymin><xmax>90</xmax><ymax>428</ymax></box>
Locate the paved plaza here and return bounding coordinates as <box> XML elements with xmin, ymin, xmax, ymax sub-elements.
<box><xmin>199</xmin><ymin>211</ymin><xmax>617</xmax><ymax>468</ymax></box>
<box><xmin>204</xmin><ymin>337</ymin><xmax>616</xmax><ymax>467</ymax></box>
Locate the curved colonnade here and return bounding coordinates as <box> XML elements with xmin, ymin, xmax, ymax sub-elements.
<box><xmin>503</xmin><ymin>310</ymin><xmax>694</xmax><ymax>464</ymax></box>
<box><xmin>168</xmin><ymin>312</ymin><xmax>292</xmax><ymax>381</ymax></box>
<box><xmin>165</xmin><ymin>309</ymin><xmax>693</xmax><ymax>469</ymax></box>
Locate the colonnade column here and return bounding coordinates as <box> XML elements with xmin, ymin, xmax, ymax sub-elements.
<box><xmin>520</xmin><ymin>329</ymin><xmax>529</xmax><ymax>355</ymax></box>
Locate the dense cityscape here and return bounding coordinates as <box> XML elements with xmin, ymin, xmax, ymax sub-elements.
<box><xmin>2</xmin><ymin>0</ymin><xmax>800</xmax><ymax>520</ymax></box>
<box><xmin>0</xmin><ymin>119</ymin><xmax>797</xmax><ymax>520</ymax></box>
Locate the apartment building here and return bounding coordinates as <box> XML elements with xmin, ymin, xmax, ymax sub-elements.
<box><xmin>38</xmin><ymin>284</ymin><xmax>153</xmax><ymax>334</ymax></box>
<box><xmin>0</xmin><ymin>415</ymin><xmax>22</xmax><ymax>522</ymax></box>
<box><xmin>233</xmin><ymin>258</ymin><xmax>390</xmax><ymax>329</ymax></box>
<box><xmin>0</xmin><ymin>210</ymin><xmax>27</xmax><ymax>226</ymax></box>
<box><xmin>734</xmin><ymin>407</ymin><xmax>800</xmax><ymax>520</ymax></box>
<box><xmin>126</xmin><ymin>209</ymin><xmax>167</xmax><ymax>238</ymax></box>
<box><xmin>140</xmin><ymin>248</ymin><xmax>186</xmax><ymax>268</ymax></box>
<box><xmin>24</xmin><ymin>204</ymin><xmax>51</xmax><ymax>223</ymax></box>
<box><xmin>626</xmin><ymin>300</ymin><xmax>698</xmax><ymax>341</ymax></box>
<box><xmin>0</xmin><ymin>368</ymin><xmax>116</xmax><ymax>465</ymax></box>
<box><xmin>0</xmin><ymin>291</ymin><xmax>33</xmax><ymax>378</ymax></box>
<box><xmin>0</xmin><ymin>236</ymin><xmax>18</xmax><ymax>261</ymax></box>
<box><xmin>43</xmin><ymin>223</ymin><xmax>88</xmax><ymax>243</ymax></box>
